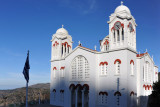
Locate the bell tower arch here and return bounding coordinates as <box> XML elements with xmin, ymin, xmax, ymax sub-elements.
<box><xmin>108</xmin><ymin>2</ymin><xmax>137</xmax><ymax>51</ymax></box>
<box><xmin>51</xmin><ymin>25</ymin><xmax>73</xmax><ymax>60</ymax></box>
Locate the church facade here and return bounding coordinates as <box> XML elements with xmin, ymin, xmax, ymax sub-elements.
<box><xmin>50</xmin><ymin>2</ymin><xmax>158</xmax><ymax>107</ymax></box>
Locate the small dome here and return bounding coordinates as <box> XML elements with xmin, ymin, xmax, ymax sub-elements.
<box><xmin>56</xmin><ymin>26</ymin><xmax>68</xmax><ymax>35</ymax></box>
<box><xmin>115</xmin><ymin>2</ymin><xmax>131</xmax><ymax>14</ymax></box>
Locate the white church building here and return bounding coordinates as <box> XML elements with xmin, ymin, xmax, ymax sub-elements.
<box><xmin>50</xmin><ymin>2</ymin><xmax>159</xmax><ymax>107</ymax></box>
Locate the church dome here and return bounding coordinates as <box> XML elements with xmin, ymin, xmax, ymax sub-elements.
<box><xmin>114</xmin><ymin>2</ymin><xmax>131</xmax><ymax>14</ymax></box>
<box><xmin>56</xmin><ymin>25</ymin><xmax>68</xmax><ymax>35</ymax></box>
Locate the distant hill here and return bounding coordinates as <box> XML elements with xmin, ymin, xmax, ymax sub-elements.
<box><xmin>29</xmin><ymin>83</ymin><xmax>50</xmax><ymax>89</ymax></box>
<box><xmin>0</xmin><ymin>83</ymin><xmax>50</xmax><ymax>107</ymax></box>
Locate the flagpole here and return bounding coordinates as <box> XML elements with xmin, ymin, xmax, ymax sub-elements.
<box><xmin>26</xmin><ymin>81</ymin><xmax>28</xmax><ymax>107</ymax></box>
<box><xmin>23</xmin><ymin>50</ymin><xmax>30</xmax><ymax>107</ymax></box>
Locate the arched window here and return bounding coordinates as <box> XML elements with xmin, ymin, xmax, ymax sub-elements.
<box><xmin>60</xmin><ymin>67</ymin><xmax>65</xmax><ymax>77</ymax></box>
<box><xmin>60</xmin><ymin>90</ymin><xmax>64</xmax><ymax>102</ymax></box>
<box><xmin>103</xmin><ymin>40</ymin><xmax>109</xmax><ymax>51</ymax></box>
<box><xmin>114</xmin><ymin>91</ymin><xmax>121</xmax><ymax>106</ymax></box>
<box><xmin>53</xmin><ymin>89</ymin><xmax>56</xmax><ymax>101</ymax></box>
<box><xmin>114</xmin><ymin>59</ymin><xmax>121</xmax><ymax>74</ymax></box>
<box><xmin>130</xmin><ymin>91</ymin><xmax>134</xmax><ymax>107</ymax></box>
<box><xmin>71</xmin><ymin>56</ymin><xmax>89</xmax><ymax>80</ymax></box>
<box><xmin>53</xmin><ymin>67</ymin><xmax>57</xmax><ymax>78</ymax></box>
<box><xmin>116</xmin><ymin>62</ymin><xmax>120</xmax><ymax>74</ymax></box>
<box><xmin>99</xmin><ymin>62</ymin><xmax>108</xmax><ymax>75</ymax></box>
<box><xmin>130</xmin><ymin>60</ymin><xmax>134</xmax><ymax>75</ymax></box>
<box><xmin>99</xmin><ymin>92</ymin><xmax>108</xmax><ymax>105</ymax></box>
<box><xmin>145</xmin><ymin>61</ymin><xmax>150</xmax><ymax>82</ymax></box>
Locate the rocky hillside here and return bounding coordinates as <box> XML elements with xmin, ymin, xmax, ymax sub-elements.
<box><xmin>0</xmin><ymin>83</ymin><xmax>50</xmax><ymax>107</ymax></box>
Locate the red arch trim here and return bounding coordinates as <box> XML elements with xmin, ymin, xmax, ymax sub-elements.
<box><xmin>127</xmin><ymin>22</ymin><xmax>134</xmax><ymax>32</ymax></box>
<box><xmin>143</xmin><ymin>84</ymin><xmax>146</xmax><ymax>88</ymax></box>
<box><xmin>147</xmin><ymin>85</ymin><xmax>150</xmax><ymax>90</ymax></box>
<box><xmin>114</xmin><ymin>59</ymin><xmax>121</xmax><ymax>64</ymax></box>
<box><xmin>103</xmin><ymin>40</ymin><xmax>109</xmax><ymax>45</ymax></box>
<box><xmin>60</xmin><ymin>90</ymin><xmax>64</xmax><ymax>93</ymax></box>
<box><xmin>60</xmin><ymin>67</ymin><xmax>65</xmax><ymax>70</ymax></box>
<box><xmin>53</xmin><ymin>67</ymin><xmax>57</xmax><ymax>70</ymax></box>
<box><xmin>150</xmin><ymin>85</ymin><xmax>152</xmax><ymax>90</ymax></box>
<box><xmin>111</xmin><ymin>27</ymin><xmax>114</xmax><ymax>31</ymax></box>
<box><xmin>103</xmin><ymin>92</ymin><xmax>108</xmax><ymax>96</ymax></box>
<box><xmin>104</xmin><ymin>61</ymin><xmax>108</xmax><ymax>65</ymax></box>
<box><xmin>99</xmin><ymin>62</ymin><xmax>104</xmax><ymax>66</ymax></box>
<box><xmin>69</xmin><ymin>84</ymin><xmax>75</xmax><ymax>89</ymax></box>
<box><xmin>99</xmin><ymin>91</ymin><xmax>103</xmax><ymax>95</ymax></box>
<box><xmin>75</xmin><ymin>84</ymin><xmax>83</xmax><ymax>90</ymax></box>
<box><xmin>53</xmin><ymin>89</ymin><xmax>56</xmax><ymax>92</ymax></box>
<box><xmin>67</xmin><ymin>45</ymin><xmax>71</xmax><ymax>48</ymax></box>
<box><xmin>113</xmin><ymin>21</ymin><xmax>124</xmax><ymax>30</ymax></box>
<box><xmin>114</xmin><ymin>91</ymin><xmax>121</xmax><ymax>96</ymax></box>
<box><xmin>143</xmin><ymin>84</ymin><xmax>152</xmax><ymax>90</ymax></box>
<box><xmin>99</xmin><ymin>61</ymin><xmax>108</xmax><ymax>66</ymax></box>
<box><xmin>130</xmin><ymin>60</ymin><xmax>134</xmax><ymax>65</ymax></box>
<box><xmin>130</xmin><ymin>91</ymin><xmax>134</xmax><ymax>96</ymax></box>
<box><xmin>82</xmin><ymin>84</ymin><xmax>89</xmax><ymax>90</ymax></box>
<box><xmin>99</xmin><ymin>92</ymin><xmax>108</xmax><ymax>96</ymax></box>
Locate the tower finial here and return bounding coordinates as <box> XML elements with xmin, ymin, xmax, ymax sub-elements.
<box><xmin>94</xmin><ymin>45</ymin><xmax>97</xmax><ymax>50</ymax></box>
<box><xmin>121</xmin><ymin>1</ymin><xmax>123</xmax><ymax>5</ymax></box>
<box><xmin>62</xmin><ymin>25</ymin><xmax>64</xmax><ymax>28</ymax></box>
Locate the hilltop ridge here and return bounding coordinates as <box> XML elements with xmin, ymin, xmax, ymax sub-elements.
<box><xmin>0</xmin><ymin>83</ymin><xmax>50</xmax><ymax>107</ymax></box>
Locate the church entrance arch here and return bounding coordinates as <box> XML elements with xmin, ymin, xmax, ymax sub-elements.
<box><xmin>69</xmin><ymin>84</ymin><xmax>89</xmax><ymax>107</ymax></box>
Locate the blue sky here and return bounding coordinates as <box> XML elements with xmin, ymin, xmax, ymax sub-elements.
<box><xmin>0</xmin><ymin>0</ymin><xmax>159</xmax><ymax>89</ymax></box>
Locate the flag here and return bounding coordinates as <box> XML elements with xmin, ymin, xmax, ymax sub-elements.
<box><xmin>23</xmin><ymin>51</ymin><xmax>30</xmax><ymax>83</ymax></box>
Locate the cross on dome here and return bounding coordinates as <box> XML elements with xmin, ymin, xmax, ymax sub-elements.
<box><xmin>121</xmin><ymin>1</ymin><xmax>123</xmax><ymax>5</ymax></box>
<box><xmin>62</xmin><ymin>25</ymin><xmax>64</xmax><ymax>28</ymax></box>
<box><xmin>78</xmin><ymin>41</ymin><xmax>81</xmax><ymax>45</ymax></box>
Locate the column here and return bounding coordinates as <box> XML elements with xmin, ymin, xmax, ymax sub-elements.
<box><xmin>68</xmin><ymin>47</ymin><xmax>69</xmax><ymax>53</ymax></box>
<box><xmin>75</xmin><ymin>89</ymin><xmax>78</xmax><ymax>107</ymax></box>
<box><xmin>115</xmin><ymin>30</ymin><xmax>117</xmax><ymax>46</ymax></box>
<box><xmin>82</xmin><ymin>90</ymin><xmax>84</xmax><ymax>107</ymax></box>
<box><xmin>119</xmin><ymin>28</ymin><xmax>122</xmax><ymax>45</ymax></box>
<box><xmin>63</xmin><ymin>45</ymin><xmax>65</xmax><ymax>57</ymax></box>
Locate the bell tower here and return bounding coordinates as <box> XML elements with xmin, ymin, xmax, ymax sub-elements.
<box><xmin>108</xmin><ymin>1</ymin><xmax>137</xmax><ymax>51</ymax></box>
<box><xmin>51</xmin><ymin>25</ymin><xmax>73</xmax><ymax>60</ymax></box>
